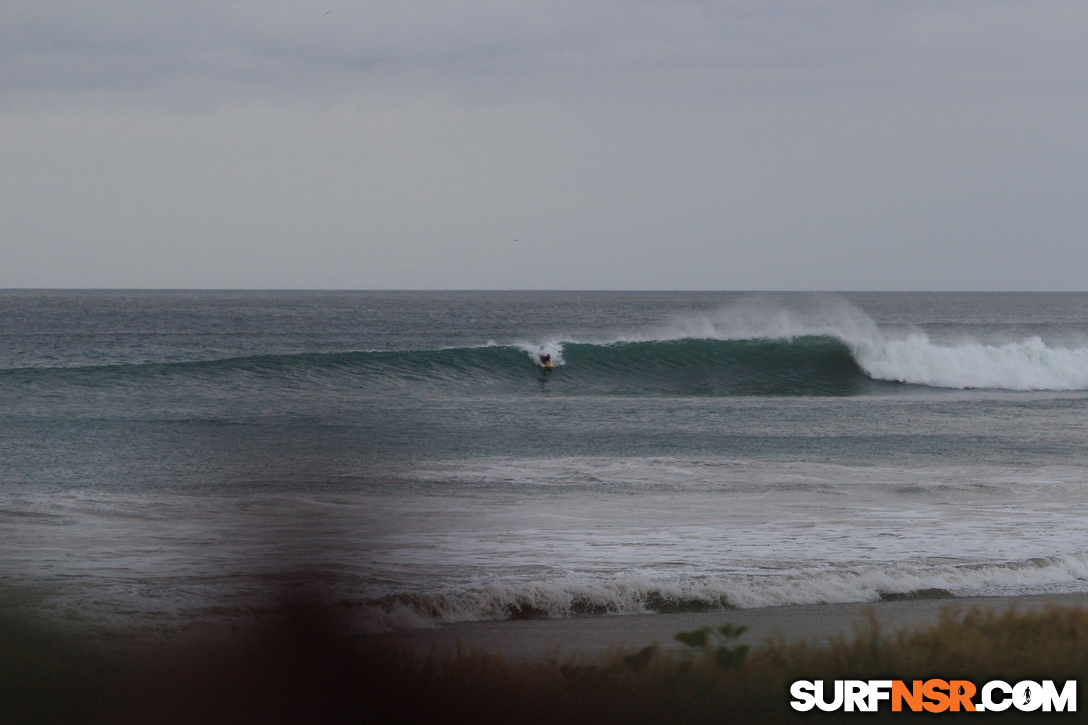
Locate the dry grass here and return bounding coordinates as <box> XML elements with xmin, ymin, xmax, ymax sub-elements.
<box><xmin>4</xmin><ymin>603</ymin><xmax>1088</xmax><ymax>724</ymax></box>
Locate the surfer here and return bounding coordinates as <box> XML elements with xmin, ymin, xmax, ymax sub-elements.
<box><xmin>539</xmin><ymin>353</ymin><xmax>553</xmax><ymax>369</ymax></box>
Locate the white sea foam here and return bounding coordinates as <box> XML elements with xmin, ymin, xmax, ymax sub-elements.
<box><xmin>362</xmin><ymin>553</ymin><xmax>1088</xmax><ymax>630</ymax></box>
<box><xmin>853</xmin><ymin>335</ymin><xmax>1088</xmax><ymax>390</ymax></box>
<box><xmin>351</xmin><ymin>454</ymin><xmax>1088</xmax><ymax>630</ymax></box>
<box><xmin>8</xmin><ymin>461</ymin><xmax>1088</xmax><ymax>636</ymax></box>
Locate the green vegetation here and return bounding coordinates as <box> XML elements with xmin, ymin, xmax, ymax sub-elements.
<box><xmin>673</xmin><ymin>622</ymin><xmax>750</xmax><ymax>669</ymax></box>
<box><xmin>3</xmin><ymin>604</ymin><xmax>1088</xmax><ymax>723</ymax></box>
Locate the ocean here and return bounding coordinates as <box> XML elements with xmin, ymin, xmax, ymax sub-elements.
<box><xmin>3</xmin><ymin>290</ymin><xmax>1088</xmax><ymax>636</ymax></box>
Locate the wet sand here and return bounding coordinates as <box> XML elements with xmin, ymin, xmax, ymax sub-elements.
<box><xmin>382</xmin><ymin>593</ymin><xmax>1088</xmax><ymax>662</ymax></box>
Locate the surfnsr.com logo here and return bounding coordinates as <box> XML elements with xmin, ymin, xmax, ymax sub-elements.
<box><xmin>790</xmin><ymin>680</ymin><xmax>1076</xmax><ymax>713</ymax></box>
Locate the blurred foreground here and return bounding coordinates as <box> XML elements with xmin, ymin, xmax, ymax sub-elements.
<box><xmin>4</xmin><ymin>602</ymin><xmax>1088</xmax><ymax>724</ymax></box>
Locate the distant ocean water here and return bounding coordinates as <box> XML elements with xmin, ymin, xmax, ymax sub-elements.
<box><xmin>3</xmin><ymin>290</ymin><xmax>1088</xmax><ymax>635</ymax></box>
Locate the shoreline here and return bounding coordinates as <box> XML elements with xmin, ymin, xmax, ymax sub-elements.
<box><xmin>381</xmin><ymin>592</ymin><xmax>1088</xmax><ymax>662</ymax></box>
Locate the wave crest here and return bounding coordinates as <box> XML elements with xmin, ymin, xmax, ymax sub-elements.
<box><xmin>359</xmin><ymin>553</ymin><xmax>1088</xmax><ymax>631</ymax></box>
<box><xmin>7</xmin><ymin>297</ymin><xmax>1088</xmax><ymax>393</ymax></box>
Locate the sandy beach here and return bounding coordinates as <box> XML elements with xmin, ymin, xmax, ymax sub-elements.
<box><xmin>381</xmin><ymin>592</ymin><xmax>1088</xmax><ymax>662</ymax></box>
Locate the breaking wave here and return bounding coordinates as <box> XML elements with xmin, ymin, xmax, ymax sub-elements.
<box><xmin>361</xmin><ymin>553</ymin><xmax>1088</xmax><ymax>632</ymax></box>
<box><xmin>853</xmin><ymin>335</ymin><xmax>1088</xmax><ymax>390</ymax></box>
<box><xmin>6</xmin><ymin>302</ymin><xmax>1088</xmax><ymax>394</ymax></box>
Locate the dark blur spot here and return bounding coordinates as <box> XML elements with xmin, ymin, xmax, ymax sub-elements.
<box><xmin>1</xmin><ymin>598</ymin><xmax>400</xmax><ymax>725</ymax></box>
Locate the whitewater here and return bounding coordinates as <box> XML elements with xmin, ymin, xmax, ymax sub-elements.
<box><xmin>513</xmin><ymin>297</ymin><xmax>1088</xmax><ymax>391</ymax></box>
<box><xmin>3</xmin><ymin>290</ymin><xmax>1088</xmax><ymax>636</ymax></box>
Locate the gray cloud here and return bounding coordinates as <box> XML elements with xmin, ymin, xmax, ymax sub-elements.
<box><xmin>2</xmin><ymin>1</ymin><xmax>1087</xmax><ymax>290</ymax></box>
<box><xmin>4</xmin><ymin>1</ymin><xmax>1087</xmax><ymax>102</ymax></box>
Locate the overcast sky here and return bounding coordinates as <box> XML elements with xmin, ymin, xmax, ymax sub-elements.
<box><xmin>2</xmin><ymin>1</ymin><xmax>1086</xmax><ymax>290</ymax></box>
